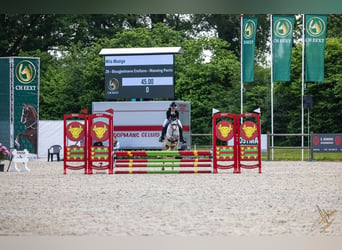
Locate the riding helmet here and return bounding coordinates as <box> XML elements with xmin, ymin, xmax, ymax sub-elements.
<box><xmin>170</xmin><ymin>102</ymin><xmax>177</xmax><ymax>108</ymax></box>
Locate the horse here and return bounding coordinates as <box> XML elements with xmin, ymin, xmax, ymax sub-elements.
<box><xmin>15</xmin><ymin>104</ymin><xmax>38</xmax><ymax>154</ymax></box>
<box><xmin>163</xmin><ymin>119</ymin><xmax>180</xmax><ymax>151</ymax></box>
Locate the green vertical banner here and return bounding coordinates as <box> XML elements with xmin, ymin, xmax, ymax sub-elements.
<box><xmin>0</xmin><ymin>58</ymin><xmax>11</xmax><ymax>148</ymax></box>
<box><xmin>305</xmin><ymin>14</ymin><xmax>327</xmax><ymax>82</ymax></box>
<box><xmin>272</xmin><ymin>15</ymin><xmax>295</xmax><ymax>82</ymax></box>
<box><xmin>242</xmin><ymin>16</ymin><xmax>257</xmax><ymax>83</ymax></box>
<box><xmin>13</xmin><ymin>58</ymin><xmax>40</xmax><ymax>154</ymax></box>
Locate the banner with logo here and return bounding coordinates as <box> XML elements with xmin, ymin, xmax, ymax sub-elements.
<box><xmin>242</xmin><ymin>16</ymin><xmax>258</xmax><ymax>83</ymax></box>
<box><xmin>305</xmin><ymin>15</ymin><xmax>327</xmax><ymax>82</ymax></box>
<box><xmin>272</xmin><ymin>15</ymin><xmax>295</xmax><ymax>82</ymax></box>
<box><xmin>312</xmin><ymin>134</ymin><xmax>342</xmax><ymax>152</ymax></box>
<box><xmin>13</xmin><ymin>58</ymin><xmax>40</xmax><ymax>154</ymax></box>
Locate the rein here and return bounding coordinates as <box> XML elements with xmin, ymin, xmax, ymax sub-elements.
<box><xmin>25</xmin><ymin>120</ymin><xmax>37</xmax><ymax>130</ymax></box>
<box><xmin>22</xmin><ymin>105</ymin><xmax>37</xmax><ymax>130</ymax></box>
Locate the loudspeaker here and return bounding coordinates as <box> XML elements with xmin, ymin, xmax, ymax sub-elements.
<box><xmin>303</xmin><ymin>95</ymin><xmax>313</xmax><ymax>109</ymax></box>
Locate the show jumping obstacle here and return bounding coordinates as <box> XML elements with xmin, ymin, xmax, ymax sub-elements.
<box><xmin>113</xmin><ymin>150</ymin><xmax>212</xmax><ymax>174</ymax></box>
<box><xmin>213</xmin><ymin>112</ymin><xmax>262</xmax><ymax>173</ymax></box>
<box><xmin>63</xmin><ymin>112</ymin><xmax>88</xmax><ymax>174</ymax></box>
<box><xmin>63</xmin><ymin>110</ymin><xmax>261</xmax><ymax>174</ymax></box>
<box><xmin>63</xmin><ymin>109</ymin><xmax>114</xmax><ymax>174</ymax></box>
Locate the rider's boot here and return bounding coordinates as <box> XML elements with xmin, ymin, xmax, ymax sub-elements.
<box><xmin>159</xmin><ymin>126</ymin><xmax>167</xmax><ymax>142</ymax></box>
<box><xmin>179</xmin><ymin>127</ymin><xmax>186</xmax><ymax>143</ymax></box>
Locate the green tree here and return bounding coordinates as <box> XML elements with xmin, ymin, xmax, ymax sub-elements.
<box><xmin>306</xmin><ymin>38</ymin><xmax>342</xmax><ymax>134</ymax></box>
<box><xmin>31</xmin><ymin>24</ymin><xmax>185</xmax><ymax>119</ymax></box>
<box><xmin>190</xmin><ymin>14</ymin><xmax>270</xmax><ymax>60</ymax></box>
<box><xmin>0</xmin><ymin>14</ymin><xmax>149</xmax><ymax>57</ymax></box>
<box><xmin>327</xmin><ymin>14</ymin><xmax>342</xmax><ymax>38</ymax></box>
<box><xmin>243</xmin><ymin>64</ymin><xmax>270</xmax><ymax>133</ymax></box>
<box><xmin>175</xmin><ymin>36</ymin><xmax>240</xmax><ymax>144</ymax></box>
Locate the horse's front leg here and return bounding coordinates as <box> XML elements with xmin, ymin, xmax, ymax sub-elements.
<box><xmin>15</xmin><ymin>134</ymin><xmax>23</xmax><ymax>148</ymax></box>
<box><xmin>15</xmin><ymin>133</ymin><xmax>31</xmax><ymax>149</ymax></box>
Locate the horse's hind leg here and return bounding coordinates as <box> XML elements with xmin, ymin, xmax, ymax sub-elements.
<box><xmin>15</xmin><ymin>133</ymin><xmax>34</xmax><ymax>151</ymax></box>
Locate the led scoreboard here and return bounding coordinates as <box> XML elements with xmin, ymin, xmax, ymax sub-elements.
<box><xmin>104</xmin><ymin>53</ymin><xmax>175</xmax><ymax>99</ymax></box>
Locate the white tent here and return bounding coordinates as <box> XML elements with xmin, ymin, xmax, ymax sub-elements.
<box><xmin>38</xmin><ymin>120</ymin><xmax>64</xmax><ymax>159</ymax></box>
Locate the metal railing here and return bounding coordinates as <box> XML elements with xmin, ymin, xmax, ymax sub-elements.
<box><xmin>267</xmin><ymin>133</ymin><xmax>313</xmax><ymax>161</ymax></box>
<box><xmin>191</xmin><ymin>133</ymin><xmax>315</xmax><ymax>161</ymax></box>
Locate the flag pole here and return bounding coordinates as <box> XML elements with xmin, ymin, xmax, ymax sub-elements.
<box><xmin>240</xmin><ymin>14</ymin><xmax>244</xmax><ymax>115</ymax></box>
<box><xmin>301</xmin><ymin>14</ymin><xmax>305</xmax><ymax>161</ymax></box>
<box><xmin>270</xmin><ymin>14</ymin><xmax>274</xmax><ymax>160</ymax></box>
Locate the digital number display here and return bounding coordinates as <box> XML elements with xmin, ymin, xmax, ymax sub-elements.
<box><xmin>104</xmin><ymin>54</ymin><xmax>175</xmax><ymax>99</ymax></box>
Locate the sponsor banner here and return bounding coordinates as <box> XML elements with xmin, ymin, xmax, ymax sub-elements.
<box><xmin>114</xmin><ymin>130</ymin><xmax>162</xmax><ymax>149</ymax></box>
<box><xmin>13</xmin><ymin>58</ymin><xmax>40</xmax><ymax>154</ymax></box>
<box><xmin>305</xmin><ymin>14</ymin><xmax>327</xmax><ymax>82</ymax></box>
<box><xmin>272</xmin><ymin>15</ymin><xmax>295</xmax><ymax>82</ymax></box>
<box><xmin>312</xmin><ymin>134</ymin><xmax>342</xmax><ymax>152</ymax></box>
<box><xmin>242</xmin><ymin>16</ymin><xmax>258</xmax><ymax>83</ymax></box>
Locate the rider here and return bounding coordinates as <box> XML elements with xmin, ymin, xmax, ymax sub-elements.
<box><xmin>159</xmin><ymin>101</ymin><xmax>186</xmax><ymax>143</ymax></box>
